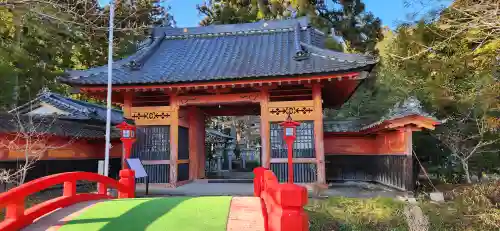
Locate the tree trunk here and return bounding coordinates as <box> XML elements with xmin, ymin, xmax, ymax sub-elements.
<box><xmin>460</xmin><ymin>158</ymin><xmax>472</xmax><ymax>184</ymax></box>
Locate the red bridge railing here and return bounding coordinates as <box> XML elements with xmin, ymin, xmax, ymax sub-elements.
<box><xmin>253</xmin><ymin>167</ymin><xmax>309</xmax><ymax>231</ymax></box>
<box><xmin>0</xmin><ymin>169</ymin><xmax>135</xmax><ymax>231</ymax></box>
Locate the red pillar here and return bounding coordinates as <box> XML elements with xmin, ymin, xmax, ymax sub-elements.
<box><xmin>260</xmin><ymin>88</ymin><xmax>271</xmax><ymax>168</ymax></box>
<box><xmin>170</xmin><ymin>95</ymin><xmax>179</xmax><ymax>186</ymax></box>
<box><xmin>312</xmin><ymin>83</ymin><xmax>326</xmax><ymax>184</ymax></box>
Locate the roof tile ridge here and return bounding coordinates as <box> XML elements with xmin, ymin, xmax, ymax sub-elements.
<box><xmin>44</xmin><ymin>93</ymin><xmax>92</xmax><ymax>115</ymax></box>
<box><xmin>64</xmin><ymin>96</ymin><xmax>123</xmax><ymax>114</ymax></box>
<box><xmin>301</xmin><ymin>42</ymin><xmax>376</xmax><ymax>65</ymax></box>
<box><xmin>125</xmin><ymin>35</ymin><xmax>165</xmax><ymax>70</ymax></box>
<box><xmin>293</xmin><ymin>22</ymin><xmax>310</xmax><ymax>61</ymax></box>
<box><xmin>164</xmin><ymin>27</ymin><xmax>296</xmax><ymax>40</ymax></box>
<box><xmin>8</xmin><ymin>94</ymin><xmax>45</xmax><ymax>114</ymax></box>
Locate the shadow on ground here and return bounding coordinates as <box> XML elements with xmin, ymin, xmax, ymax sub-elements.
<box><xmin>60</xmin><ymin>197</ymin><xmax>189</xmax><ymax>231</ymax></box>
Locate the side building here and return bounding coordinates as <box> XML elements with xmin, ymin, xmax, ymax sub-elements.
<box><xmin>0</xmin><ymin>91</ymin><xmax>124</xmax><ymax>183</ymax></box>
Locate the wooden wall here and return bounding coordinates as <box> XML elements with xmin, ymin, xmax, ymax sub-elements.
<box><xmin>323</xmin><ymin>130</ymin><xmax>413</xmax><ymax>191</ymax></box>
<box><xmin>324</xmin><ymin>130</ymin><xmax>407</xmax><ymax>155</ymax></box>
<box><xmin>0</xmin><ymin>135</ymin><xmax>122</xmax><ymax>161</ymax></box>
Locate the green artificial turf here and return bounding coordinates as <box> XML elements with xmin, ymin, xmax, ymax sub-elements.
<box><xmin>58</xmin><ymin>196</ymin><xmax>232</xmax><ymax>231</ymax></box>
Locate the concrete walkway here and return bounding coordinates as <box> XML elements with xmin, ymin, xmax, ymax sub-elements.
<box><xmin>22</xmin><ymin>197</ymin><xmax>264</xmax><ymax>231</ymax></box>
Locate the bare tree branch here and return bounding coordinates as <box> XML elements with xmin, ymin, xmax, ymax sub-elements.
<box><xmin>0</xmin><ymin>111</ymin><xmax>80</xmax><ymax>186</ymax></box>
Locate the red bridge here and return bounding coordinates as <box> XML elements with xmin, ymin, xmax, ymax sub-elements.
<box><xmin>0</xmin><ymin>168</ymin><xmax>308</xmax><ymax>231</ymax></box>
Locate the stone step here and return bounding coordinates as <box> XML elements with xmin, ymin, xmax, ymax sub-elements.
<box><xmin>206</xmin><ymin>171</ymin><xmax>254</xmax><ymax>180</ymax></box>
<box><xmin>206</xmin><ymin>179</ymin><xmax>253</xmax><ymax>184</ymax></box>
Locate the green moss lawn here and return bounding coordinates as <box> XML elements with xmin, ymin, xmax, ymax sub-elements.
<box><xmin>58</xmin><ymin>196</ymin><xmax>232</xmax><ymax>231</ymax></box>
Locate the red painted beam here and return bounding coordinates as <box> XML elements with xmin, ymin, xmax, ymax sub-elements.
<box><xmin>79</xmin><ymin>72</ymin><xmax>361</xmax><ymax>92</ymax></box>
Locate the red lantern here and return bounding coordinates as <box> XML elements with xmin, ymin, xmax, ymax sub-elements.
<box><xmin>116</xmin><ymin>121</ymin><xmax>137</xmax><ymax>169</ymax></box>
<box><xmin>279</xmin><ymin>114</ymin><xmax>301</xmax><ymax>184</ymax></box>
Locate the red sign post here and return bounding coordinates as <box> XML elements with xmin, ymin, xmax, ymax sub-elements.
<box><xmin>116</xmin><ymin>121</ymin><xmax>137</xmax><ymax>169</ymax></box>
<box><xmin>279</xmin><ymin>114</ymin><xmax>301</xmax><ymax>184</ymax></box>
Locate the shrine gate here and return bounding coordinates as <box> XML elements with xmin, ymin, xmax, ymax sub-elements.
<box><xmin>62</xmin><ymin>17</ymin><xmax>439</xmax><ymax>190</ymax></box>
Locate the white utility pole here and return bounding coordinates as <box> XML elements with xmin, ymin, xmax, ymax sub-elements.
<box><xmin>104</xmin><ymin>0</ymin><xmax>115</xmax><ymax>177</ymax></box>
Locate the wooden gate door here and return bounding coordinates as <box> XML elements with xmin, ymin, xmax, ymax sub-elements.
<box><xmin>132</xmin><ymin>126</ymin><xmax>170</xmax><ymax>183</ymax></box>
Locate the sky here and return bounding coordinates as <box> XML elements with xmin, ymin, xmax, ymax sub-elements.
<box><xmin>168</xmin><ymin>0</ymin><xmax>449</xmax><ymax>29</ymax></box>
<box><xmin>97</xmin><ymin>0</ymin><xmax>449</xmax><ymax>29</ymax></box>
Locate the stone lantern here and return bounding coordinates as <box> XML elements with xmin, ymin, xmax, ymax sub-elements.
<box><xmin>213</xmin><ymin>141</ymin><xmax>226</xmax><ymax>176</ymax></box>
<box><xmin>225</xmin><ymin>140</ymin><xmax>236</xmax><ymax>171</ymax></box>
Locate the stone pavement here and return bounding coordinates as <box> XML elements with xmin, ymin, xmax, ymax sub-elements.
<box><xmin>226</xmin><ymin>197</ymin><xmax>265</xmax><ymax>231</ymax></box>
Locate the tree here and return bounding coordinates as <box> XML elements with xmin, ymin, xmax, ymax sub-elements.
<box><xmin>197</xmin><ymin>0</ymin><xmax>316</xmax><ymax>25</ymax></box>
<box><xmin>197</xmin><ymin>0</ymin><xmax>383</xmax><ymax>54</ymax></box>
<box><xmin>433</xmin><ymin>104</ymin><xmax>500</xmax><ymax>183</ymax></box>
<box><xmin>316</xmin><ymin>0</ymin><xmax>383</xmax><ymax>54</ymax></box>
<box><xmin>0</xmin><ymin>0</ymin><xmax>174</xmax><ymax>109</ymax></box>
<box><xmin>378</xmin><ymin>0</ymin><xmax>500</xmax><ymax>182</ymax></box>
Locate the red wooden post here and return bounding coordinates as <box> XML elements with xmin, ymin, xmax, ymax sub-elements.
<box><xmin>118</xmin><ymin>169</ymin><xmax>135</xmax><ymax>198</ymax></box>
<box><xmin>279</xmin><ymin>115</ymin><xmax>300</xmax><ymax>184</ymax></box>
<box><xmin>268</xmin><ymin>183</ymin><xmax>308</xmax><ymax>231</ymax></box>
<box><xmin>286</xmin><ymin>141</ymin><xmax>294</xmax><ymax>184</ymax></box>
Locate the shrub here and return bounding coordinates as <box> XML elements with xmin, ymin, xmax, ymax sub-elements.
<box><xmin>421</xmin><ymin>181</ymin><xmax>500</xmax><ymax>231</ymax></box>
<box><xmin>306</xmin><ymin>197</ymin><xmax>407</xmax><ymax>231</ymax></box>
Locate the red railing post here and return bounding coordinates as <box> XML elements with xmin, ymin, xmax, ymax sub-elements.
<box><xmin>268</xmin><ymin>183</ymin><xmax>308</xmax><ymax>231</ymax></box>
<box><xmin>63</xmin><ymin>180</ymin><xmax>77</xmax><ymax>197</ymax></box>
<box><xmin>118</xmin><ymin>169</ymin><xmax>135</xmax><ymax>198</ymax></box>
<box><xmin>253</xmin><ymin>167</ymin><xmax>266</xmax><ymax>197</ymax></box>
<box><xmin>97</xmin><ymin>182</ymin><xmax>107</xmax><ymax>195</ymax></box>
<box><xmin>5</xmin><ymin>198</ymin><xmax>24</xmax><ymax>220</ymax></box>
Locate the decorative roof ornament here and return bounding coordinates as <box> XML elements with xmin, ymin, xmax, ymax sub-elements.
<box><xmin>128</xmin><ymin>61</ymin><xmax>142</xmax><ymax>70</ymax></box>
<box><xmin>125</xmin><ymin>36</ymin><xmax>165</xmax><ymax>71</ymax></box>
<box><xmin>40</xmin><ymin>87</ymin><xmax>51</xmax><ymax>95</ymax></box>
<box><xmin>293</xmin><ymin>23</ymin><xmax>309</xmax><ymax>61</ymax></box>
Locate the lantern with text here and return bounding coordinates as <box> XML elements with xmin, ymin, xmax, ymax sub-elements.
<box><xmin>279</xmin><ymin>114</ymin><xmax>301</xmax><ymax>184</ymax></box>
<box><xmin>116</xmin><ymin>121</ymin><xmax>137</xmax><ymax>169</ymax></box>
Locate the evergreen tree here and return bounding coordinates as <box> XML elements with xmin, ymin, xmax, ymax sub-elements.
<box><xmin>197</xmin><ymin>0</ymin><xmax>383</xmax><ymax>54</ymax></box>
<box><xmin>0</xmin><ymin>0</ymin><xmax>174</xmax><ymax>109</ymax></box>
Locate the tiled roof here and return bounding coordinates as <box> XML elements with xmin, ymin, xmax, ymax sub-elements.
<box><xmin>0</xmin><ymin>113</ymin><xmax>120</xmax><ymax>139</ymax></box>
<box><xmin>323</xmin><ymin>97</ymin><xmax>441</xmax><ymax>133</ymax></box>
<box><xmin>62</xmin><ymin>17</ymin><xmax>376</xmax><ymax>86</ymax></box>
<box><xmin>206</xmin><ymin>128</ymin><xmax>235</xmax><ymax>139</ymax></box>
<box><xmin>10</xmin><ymin>90</ymin><xmax>124</xmax><ymax>125</ymax></box>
